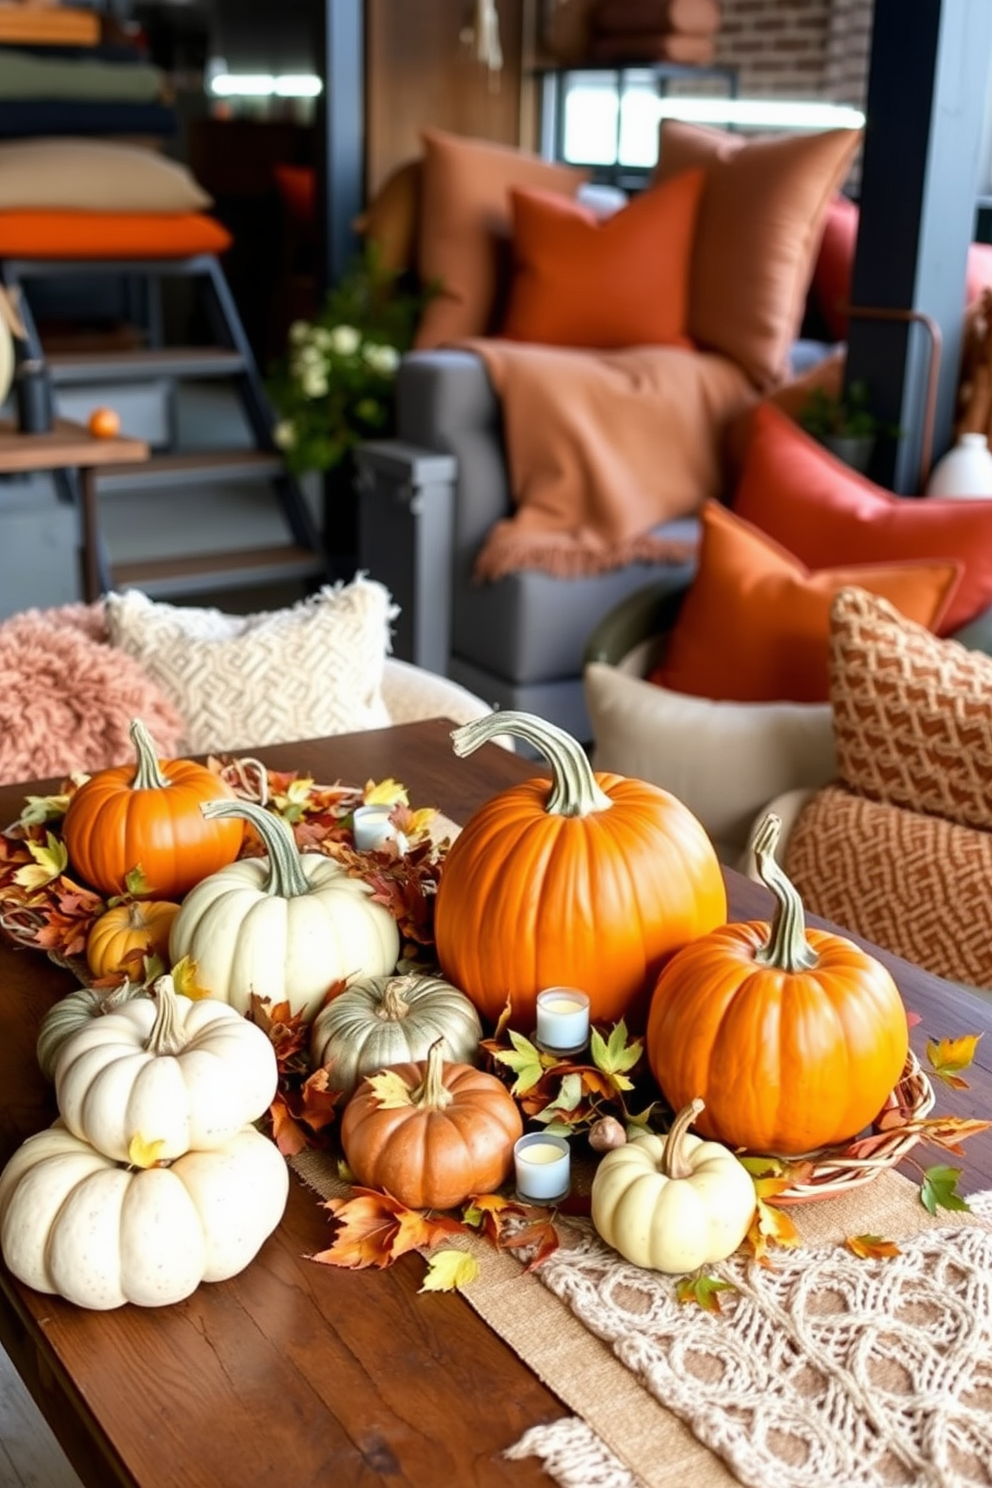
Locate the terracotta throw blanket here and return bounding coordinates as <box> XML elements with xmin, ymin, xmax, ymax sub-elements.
<box><xmin>463</xmin><ymin>339</ymin><xmax>757</xmax><ymax>582</ymax></box>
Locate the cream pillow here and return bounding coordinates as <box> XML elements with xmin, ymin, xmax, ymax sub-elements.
<box><xmin>584</xmin><ymin>661</ymin><xmax>836</xmax><ymax>859</ymax></box>
<box><xmin>0</xmin><ymin>139</ymin><xmax>212</xmax><ymax>213</ymax></box>
<box><xmin>105</xmin><ymin>580</ymin><xmax>396</xmax><ymax>755</ymax></box>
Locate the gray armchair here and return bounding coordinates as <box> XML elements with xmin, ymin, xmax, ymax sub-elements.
<box><xmin>355</xmin><ymin>348</ymin><xmax>698</xmax><ymax>741</ymax></box>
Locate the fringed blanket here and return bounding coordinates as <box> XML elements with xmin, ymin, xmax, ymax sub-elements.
<box><xmin>462</xmin><ymin>339</ymin><xmax>757</xmax><ymax>581</ymax></box>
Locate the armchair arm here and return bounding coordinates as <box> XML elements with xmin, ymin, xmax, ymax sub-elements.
<box><xmin>583</xmin><ymin>574</ymin><xmax>694</xmax><ymax>669</ymax></box>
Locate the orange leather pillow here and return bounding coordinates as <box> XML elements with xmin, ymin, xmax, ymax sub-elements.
<box><xmin>354</xmin><ymin>158</ymin><xmax>422</xmax><ymax>276</ymax></box>
<box><xmin>414</xmin><ymin>128</ymin><xmax>588</xmax><ymax>350</ymax></box>
<box><xmin>500</xmin><ymin>168</ymin><xmax>703</xmax><ymax>349</ymax></box>
<box><xmin>653</xmin><ymin>120</ymin><xmax>861</xmax><ymax>388</ymax></box>
<box><xmin>652</xmin><ymin>501</ymin><xmax>960</xmax><ymax>703</ymax></box>
<box><xmin>732</xmin><ymin>402</ymin><xmax>992</xmax><ymax>634</ymax></box>
<box><xmin>0</xmin><ymin>210</ymin><xmax>232</xmax><ymax>258</ymax></box>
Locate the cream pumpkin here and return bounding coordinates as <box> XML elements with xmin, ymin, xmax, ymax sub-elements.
<box><xmin>0</xmin><ymin>1121</ymin><xmax>288</xmax><ymax>1310</ymax></box>
<box><xmin>54</xmin><ymin>974</ymin><xmax>278</xmax><ymax>1163</ymax></box>
<box><xmin>169</xmin><ymin>799</ymin><xmax>400</xmax><ymax>1019</ymax></box>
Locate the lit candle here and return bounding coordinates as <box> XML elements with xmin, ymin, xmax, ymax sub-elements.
<box><xmin>535</xmin><ymin>987</ymin><xmax>590</xmax><ymax>1055</ymax></box>
<box><xmin>513</xmin><ymin>1133</ymin><xmax>571</xmax><ymax>1204</ymax></box>
<box><xmin>352</xmin><ymin>804</ymin><xmax>408</xmax><ymax>854</ymax></box>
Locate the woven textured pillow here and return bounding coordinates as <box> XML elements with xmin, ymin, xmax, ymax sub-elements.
<box><xmin>829</xmin><ymin>586</ymin><xmax>992</xmax><ymax>831</ymax></box>
<box><xmin>784</xmin><ymin>783</ymin><xmax>992</xmax><ymax>992</ymax></box>
<box><xmin>105</xmin><ymin>580</ymin><xmax>397</xmax><ymax>755</ymax></box>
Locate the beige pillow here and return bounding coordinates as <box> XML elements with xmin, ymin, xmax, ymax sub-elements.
<box><xmin>0</xmin><ymin>139</ymin><xmax>212</xmax><ymax>213</ymax></box>
<box><xmin>584</xmin><ymin>660</ymin><xmax>836</xmax><ymax>858</ymax></box>
<box><xmin>105</xmin><ymin>580</ymin><xmax>396</xmax><ymax>755</ymax></box>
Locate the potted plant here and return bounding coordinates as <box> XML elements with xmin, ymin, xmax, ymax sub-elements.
<box><xmin>798</xmin><ymin>379</ymin><xmax>894</xmax><ymax>474</ymax></box>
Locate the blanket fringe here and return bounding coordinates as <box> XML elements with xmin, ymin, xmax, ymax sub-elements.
<box><xmin>505</xmin><ymin>1417</ymin><xmax>641</xmax><ymax>1488</ymax></box>
<box><xmin>473</xmin><ymin>533</ymin><xmax>698</xmax><ymax>584</ymax></box>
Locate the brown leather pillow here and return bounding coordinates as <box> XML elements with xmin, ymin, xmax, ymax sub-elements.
<box><xmin>354</xmin><ymin>158</ymin><xmax>422</xmax><ymax>277</ymax></box>
<box><xmin>653</xmin><ymin>121</ymin><xmax>861</xmax><ymax>389</ymax></box>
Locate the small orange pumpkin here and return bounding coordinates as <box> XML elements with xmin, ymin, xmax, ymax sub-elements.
<box><xmin>62</xmin><ymin>719</ymin><xmax>243</xmax><ymax>900</ymax></box>
<box><xmin>646</xmin><ymin>813</ymin><xmax>910</xmax><ymax>1156</ymax></box>
<box><xmin>340</xmin><ymin>1038</ymin><xmax>524</xmax><ymax>1210</ymax></box>
<box><xmin>433</xmin><ymin>711</ymin><xmax>727</xmax><ymax>1032</ymax></box>
<box><xmin>86</xmin><ymin>899</ymin><xmax>181</xmax><ymax>979</ymax></box>
<box><xmin>88</xmin><ymin>406</ymin><xmax>121</xmax><ymax>439</ymax></box>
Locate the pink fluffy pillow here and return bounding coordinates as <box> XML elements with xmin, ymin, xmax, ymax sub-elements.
<box><xmin>0</xmin><ymin>603</ymin><xmax>184</xmax><ymax>786</ymax></box>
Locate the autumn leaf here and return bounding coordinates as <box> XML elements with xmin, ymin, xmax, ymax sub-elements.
<box><xmin>916</xmin><ymin>1115</ymin><xmax>992</xmax><ymax>1156</ymax></box>
<box><xmin>589</xmin><ymin>1019</ymin><xmax>643</xmax><ymax>1093</ymax></box>
<box><xmin>845</xmin><ymin>1234</ymin><xmax>901</xmax><ymax>1260</ymax></box>
<box><xmin>494</xmin><ymin>1210</ymin><xmax>561</xmax><ymax>1272</ymax></box>
<box><xmin>365</xmin><ymin>1067</ymin><xmax>415</xmax><ymax>1108</ymax></box>
<box><xmin>249</xmin><ymin>993</ymin><xmax>311</xmax><ymax>1074</ymax></box>
<box><xmin>462</xmin><ymin>1192</ymin><xmax>523</xmax><ymax>1245</ymax></box>
<box><xmin>419</xmin><ymin>1249</ymin><xmax>480</xmax><ymax>1293</ymax></box>
<box><xmin>122</xmin><ymin>865</ymin><xmax>153</xmax><ymax>899</ymax></box>
<box><xmin>13</xmin><ymin>832</ymin><xmax>68</xmax><ymax>889</ymax></box>
<box><xmin>17</xmin><ymin>785</ymin><xmax>80</xmax><ymax>826</ymax></box>
<box><xmin>128</xmin><ymin>1133</ymin><xmax>168</xmax><ymax>1169</ymax></box>
<box><xmin>492</xmin><ymin>1029</ymin><xmax>549</xmax><ymax>1096</ymax></box>
<box><xmin>312</xmin><ymin>1188</ymin><xmax>464</xmax><ymax>1269</ymax></box>
<box><xmin>920</xmin><ymin>1164</ymin><xmax>972</xmax><ymax>1217</ymax></box>
<box><xmin>363</xmin><ymin>778</ymin><xmax>409</xmax><ymax>807</ymax></box>
<box><xmin>676</xmin><ymin>1275</ymin><xmax>736</xmax><ymax>1313</ymax></box>
<box><xmin>269</xmin><ymin>1093</ymin><xmax>309</xmax><ymax>1156</ymax></box>
<box><xmin>926</xmin><ymin>1034</ymin><xmax>982</xmax><ymax>1090</ymax></box>
<box><xmin>745</xmin><ymin>1195</ymin><xmax>802</xmax><ymax>1265</ymax></box>
<box><xmin>170</xmin><ymin>954</ymin><xmax>211</xmax><ymax>1001</ymax></box>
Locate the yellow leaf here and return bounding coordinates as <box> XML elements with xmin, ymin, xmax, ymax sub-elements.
<box><xmin>170</xmin><ymin>955</ymin><xmax>212</xmax><ymax>1001</ymax></box>
<box><xmin>419</xmin><ymin>1249</ymin><xmax>480</xmax><ymax>1293</ymax></box>
<box><xmin>364</xmin><ymin>777</ymin><xmax>409</xmax><ymax>807</ymax></box>
<box><xmin>128</xmin><ymin>1133</ymin><xmax>168</xmax><ymax>1169</ymax></box>
<box><xmin>13</xmin><ymin>832</ymin><xmax>68</xmax><ymax>889</ymax></box>
<box><xmin>18</xmin><ymin>790</ymin><xmax>76</xmax><ymax>826</ymax></box>
<box><xmin>926</xmin><ymin>1034</ymin><xmax>982</xmax><ymax>1090</ymax></box>
<box><xmin>845</xmin><ymin>1233</ymin><xmax>901</xmax><ymax>1260</ymax></box>
<box><xmin>365</xmin><ymin>1068</ymin><xmax>415</xmax><ymax>1109</ymax></box>
<box><xmin>404</xmin><ymin>806</ymin><xmax>438</xmax><ymax>840</ymax></box>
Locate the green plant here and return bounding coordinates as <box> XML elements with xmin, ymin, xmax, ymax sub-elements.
<box><xmin>267</xmin><ymin>247</ymin><xmax>429</xmax><ymax>476</ymax></box>
<box><xmin>799</xmin><ymin>378</ymin><xmax>896</xmax><ymax>441</ymax></box>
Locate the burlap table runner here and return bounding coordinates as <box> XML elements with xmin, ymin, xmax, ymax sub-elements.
<box><xmin>292</xmin><ymin>1148</ymin><xmax>992</xmax><ymax>1488</ymax></box>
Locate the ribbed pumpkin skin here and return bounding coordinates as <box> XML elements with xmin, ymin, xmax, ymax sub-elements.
<box><xmin>86</xmin><ymin>900</ymin><xmax>181</xmax><ymax>978</ymax></box>
<box><xmin>434</xmin><ymin>772</ymin><xmax>727</xmax><ymax>1032</ymax></box>
<box><xmin>63</xmin><ymin>760</ymin><xmax>243</xmax><ymax>900</ymax></box>
<box><xmin>646</xmin><ymin>920</ymin><xmax>910</xmax><ymax>1155</ymax></box>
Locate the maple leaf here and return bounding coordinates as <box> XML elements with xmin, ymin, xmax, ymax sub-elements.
<box><xmin>269</xmin><ymin>776</ymin><xmax>317</xmax><ymax>824</ymax></box>
<box><xmin>926</xmin><ymin>1033</ymin><xmax>982</xmax><ymax>1090</ymax></box>
<box><xmin>363</xmin><ymin>778</ymin><xmax>409</xmax><ymax>807</ymax></box>
<box><xmin>495</xmin><ymin>1210</ymin><xmax>561</xmax><ymax>1272</ymax></box>
<box><xmin>365</xmin><ymin>1067</ymin><xmax>415</xmax><ymax>1108</ymax></box>
<box><xmin>462</xmin><ymin>1192</ymin><xmax>525</xmax><ymax>1245</ymax></box>
<box><xmin>313</xmin><ymin>1188</ymin><xmax>464</xmax><ymax>1269</ymax></box>
<box><xmin>745</xmin><ymin>1195</ymin><xmax>802</xmax><ymax>1265</ymax></box>
<box><xmin>249</xmin><ymin>994</ymin><xmax>310</xmax><ymax>1073</ymax></box>
<box><xmin>128</xmin><ymin>1133</ymin><xmax>168</xmax><ymax>1169</ymax></box>
<box><xmin>269</xmin><ymin>1093</ymin><xmax>309</xmax><ymax>1156</ymax></box>
<box><xmin>17</xmin><ymin>786</ymin><xmax>79</xmax><ymax>826</ymax></box>
<box><xmin>170</xmin><ymin>954</ymin><xmax>211</xmax><ymax>1001</ymax></box>
<box><xmin>676</xmin><ymin>1275</ymin><xmax>736</xmax><ymax>1313</ymax></box>
<box><xmin>916</xmin><ymin>1115</ymin><xmax>992</xmax><ymax>1156</ymax></box>
<box><xmin>13</xmin><ymin>832</ymin><xmax>68</xmax><ymax>889</ymax></box>
<box><xmin>419</xmin><ymin>1249</ymin><xmax>480</xmax><ymax>1293</ymax></box>
<box><xmin>589</xmin><ymin>1019</ymin><xmax>643</xmax><ymax>1093</ymax></box>
<box><xmin>920</xmin><ymin>1164</ymin><xmax>972</xmax><ymax>1217</ymax></box>
<box><xmin>294</xmin><ymin>1067</ymin><xmax>342</xmax><ymax>1135</ymax></box>
<box><xmin>845</xmin><ymin>1233</ymin><xmax>901</xmax><ymax>1260</ymax></box>
<box><xmin>492</xmin><ymin>1029</ymin><xmax>551</xmax><ymax>1095</ymax></box>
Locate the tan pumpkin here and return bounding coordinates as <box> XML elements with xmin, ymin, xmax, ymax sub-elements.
<box><xmin>341</xmin><ymin>1038</ymin><xmax>523</xmax><ymax>1210</ymax></box>
<box><xmin>86</xmin><ymin>899</ymin><xmax>181</xmax><ymax>979</ymax></box>
<box><xmin>310</xmin><ymin>972</ymin><xmax>482</xmax><ymax>1096</ymax></box>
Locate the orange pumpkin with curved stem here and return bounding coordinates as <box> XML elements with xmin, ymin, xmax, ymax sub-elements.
<box><xmin>62</xmin><ymin>719</ymin><xmax>243</xmax><ymax>900</ymax></box>
<box><xmin>433</xmin><ymin>710</ymin><xmax>727</xmax><ymax>1032</ymax></box>
<box><xmin>86</xmin><ymin>898</ymin><xmax>181</xmax><ymax>978</ymax></box>
<box><xmin>646</xmin><ymin>813</ymin><xmax>910</xmax><ymax>1156</ymax></box>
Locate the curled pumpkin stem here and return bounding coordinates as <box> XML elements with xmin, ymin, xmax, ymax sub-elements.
<box><xmin>200</xmin><ymin>798</ymin><xmax>311</xmax><ymax>899</ymax></box>
<box><xmin>410</xmin><ymin>1036</ymin><xmax>454</xmax><ymax>1110</ymax></box>
<box><xmin>750</xmin><ymin>813</ymin><xmax>818</xmax><ymax>974</ymax></box>
<box><xmin>146</xmin><ymin>974</ymin><xmax>189</xmax><ymax>1057</ymax></box>
<box><xmin>451</xmin><ymin>711</ymin><xmax>612</xmax><ymax>818</ymax></box>
<box><xmin>661</xmin><ymin>1098</ymin><xmax>705</xmax><ymax>1180</ymax></box>
<box><xmin>376</xmin><ymin>976</ymin><xmax>413</xmax><ymax>1021</ymax></box>
<box><xmin>128</xmin><ymin>718</ymin><xmax>172</xmax><ymax>792</ymax></box>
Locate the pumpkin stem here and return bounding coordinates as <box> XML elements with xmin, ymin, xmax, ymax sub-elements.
<box><xmin>199</xmin><ymin>799</ymin><xmax>312</xmax><ymax>898</ymax></box>
<box><xmin>661</xmin><ymin>1098</ymin><xmax>705</xmax><ymax>1180</ymax></box>
<box><xmin>128</xmin><ymin>719</ymin><xmax>172</xmax><ymax>792</ymax></box>
<box><xmin>750</xmin><ymin>813</ymin><xmax>818</xmax><ymax>974</ymax></box>
<box><xmin>376</xmin><ymin>976</ymin><xmax>413</xmax><ymax>1021</ymax></box>
<box><xmin>146</xmin><ymin>974</ymin><xmax>190</xmax><ymax>1057</ymax></box>
<box><xmin>409</xmin><ymin>1036</ymin><xmax>454</xmax><ymax>1110</ymax></box>
<box><xmin>451</xmin><ymin>712</ymin><xmax>612</xmax><ymax>818</ymax></box>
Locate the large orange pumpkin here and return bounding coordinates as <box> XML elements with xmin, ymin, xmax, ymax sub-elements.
<box><xmin>433</xmin><ymin>711</ymin><xmax>727</xmax><ymax>1032</ymax></box>
<box><xmin>62</xmin><ymin>719</ymin><xmax>243</xmax><ymax>900</ymax></box>
<box><xmin>646</xmin><ymin>813</ymin><xmax>910</xmax><ymax>1156</ymax></box>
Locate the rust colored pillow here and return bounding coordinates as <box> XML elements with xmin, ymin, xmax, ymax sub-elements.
<box><xmin>0</xmin><ymin>210</ymin><xmax>232</xmax><ymax>258</ymax></box>
<box><xmin>274</xmin><ymin>164</ymin><xmax>315</xmax><ymax>228</ymax></box>
<box><xmin>354</xmin><ymin>158</ymin><xmax>422</xmax><ymax>276</ymax></box>
<box><xmin>414</xmin><ymin>128</ymin><xmax>588</xmax><ymax>350</ymax></box>
<box><xmin>653</xmin><ymin>121</ymin><xmax>861</xmax><ymax>388</ymax></box>
<box><xmin>829</xmin><ymin>586</ymin><xmax>992</xmax><ymax>831</ymax></box>
<box><xmin>652</xmin><ymin>501</ymin><xmax>960</xmax><ymax>703</ymax></box>
<box><xmin>732</xmin><ymin>402</ymin><xmax>992</xmax><ymax>634</ymax></box>
<box><xmin>500</xmin><ymin>169</ymin><xmax>703</xmax><ymax>349</ymax></box>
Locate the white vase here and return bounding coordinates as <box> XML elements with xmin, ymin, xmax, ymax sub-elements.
<box><xmin>924</xmin><ymin>432</ymin><xmax>992</xmax><ymax>498</ymax></box>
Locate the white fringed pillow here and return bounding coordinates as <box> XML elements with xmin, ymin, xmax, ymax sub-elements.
<box><xmin>105</xmin><ymin>580</ymin><xmax>396</xmax><ymax>755</ymax></box>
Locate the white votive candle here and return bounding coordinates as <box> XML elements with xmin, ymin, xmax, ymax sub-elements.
<box><xmin>535</xmin><ymin>987</ymin><xmax>590</xmax><ymax>1055</ymax></box>
<box><xmin>352</xmin><ymin>804</ymin><xmax>408</xmax><ymax>853</ymax></box>
<box><xmin>513</xmin><ymin>1133</ymin><xmax>571</xmax><ymax>1204</ymax></box>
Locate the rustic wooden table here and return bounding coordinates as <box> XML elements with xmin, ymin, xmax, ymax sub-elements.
<box><xmin>0</xmin><ymin>417</ymin><xmax>149</xmax><ymax>602</ymax></box>
<box><xmin>1</xmin><ymin>718</ymin><xmax>990</xmax><ymax>1488</ymax></box>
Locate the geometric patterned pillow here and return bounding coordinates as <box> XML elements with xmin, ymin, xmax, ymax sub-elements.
<box><xmin>829</xmin><ymin>585</ymin><xmax>992</xmax><ymax>831</ymax></box>
<box><xmin>783</xmin><ymin>782</ymin><xmax>992</xmax><ymax>991</ymax></box>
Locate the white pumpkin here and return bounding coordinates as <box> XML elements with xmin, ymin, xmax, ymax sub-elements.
<box><xmin>591</xmin><ymin>1100</ymin><xmax>756</xmax><ymax>1273</ymax></box>
<box><xmin>55</xmin><ymin>974</ymin><xmax>278</xmax><ymax>1163</ymax></box>
<box><xmin>309</xmin><ymin>972</ymin><xmax>483</xmax><ymax>1095</ymax></box>
<box><xmin>169</xmin><ymin>799</ymin><xmax>400</xmax><ymax>1020</ymax></box>
<box><xmin>0</xmin><ymin>1121</ymin><xmax>289</xmax><ymax>1310</ymax></box>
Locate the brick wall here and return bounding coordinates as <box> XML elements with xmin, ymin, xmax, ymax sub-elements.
<box><xmin>714</xmin><ymin>0</ymin><xmax>873</xmax><ymax>105</ymax></box>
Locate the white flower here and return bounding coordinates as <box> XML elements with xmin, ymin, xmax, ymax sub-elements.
<box><xmin>273</xmin><ymin>419</ymin><xmax>296</xmax><ymax>449</ymax></box>
<box><xmin>289</xmin><ymin>320</ymin><xmax>311</xmax><ymax>345</ymax></box>
<box><xmin>363</xmin><ymin>342</ymin><xmax>400</xmax><ymax>375</ymax></box>
<box><xmin>297</xmin><ymin>344</ymin><xmax>325</xmax><ymax>367</ymax></box>
<box><xmin>301</xmin><ymin>368</ymin><xmax>328</xmax><ymax>399</ymax></box>
<box><xmin>311</xmin><ymin>327</ymin><xmax>334</xmax><ymax>351</ymax></box>
<box><xmin>328</xmin><ymin>324</ymin><xmax>361</xmax><ymax>356</ymax></box>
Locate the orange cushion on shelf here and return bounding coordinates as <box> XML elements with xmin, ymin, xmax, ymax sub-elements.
<box><xmin>650</xmin><ymin>500</ymin><xmax>960</xmax><ymax>703</ymax></box>
<box><xmin>500</xmin><ymin>168</ymin><xmax>703</xmax><ymax>350</ymax></box>
<box><xmin>732</xmin><ymin>402</ymin><xmax>992</xmax><ymax>634</ymax></box>
<box><xmin>653</xmin><ymin>120</ymin><xmax>861</xmax><ymax>388</ymax></box>
<box><xmin>0</xmin><ymin>210</ymin><xmax>232</xmax><ymax>259</ymax></box>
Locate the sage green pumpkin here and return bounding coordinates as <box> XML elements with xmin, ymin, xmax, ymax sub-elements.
<box><xmin>36</xmin><ymin>982</ymin><xmax>151</xmax><ymax>1083</ymax></box>
<box><xmin>309</xmin><ymin>972</ymin><xmax>482</xmax><ymax>1096</ymax></box>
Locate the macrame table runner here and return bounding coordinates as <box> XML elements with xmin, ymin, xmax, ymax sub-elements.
<box><xmin>292</xmin><ymin>1148</ymin><xmax>992</xmax><ymax>1488</ymax></box>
